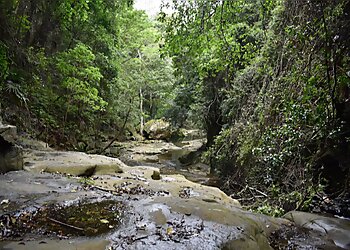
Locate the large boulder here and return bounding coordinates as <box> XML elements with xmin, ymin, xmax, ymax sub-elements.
<box><xmin>144</xmin><ymin>119</ymin><xmax>171</xmax><ymax>140</ymax></box>
<box><xmin>0</xmin><ymin>123</ymin><xmax>17</xmax><ymax>143</ymax></box>
<box><xmin>0</xmin><ymin>124</ymin><xmax>23</xmax><ymax>173</ymax></box>
<box><xmin>181</xmin><ymin>129</ymin><xmax>205</xmax><ymax>140</ymax></box>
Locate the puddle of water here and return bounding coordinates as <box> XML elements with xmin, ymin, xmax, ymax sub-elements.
<box><xmin>0</xmin><ymin>200</ymin><xmax>125</xmax><ymax>239</ymax></box>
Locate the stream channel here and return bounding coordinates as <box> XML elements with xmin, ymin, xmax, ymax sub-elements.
<box><xmin>1</xmin><ymin>138</ymin><xmax>350</xmax><ymax>249</ymax></box>
<box><xmin>109</xmin><ymin>139</ymin><xmax>213</xmax><ymax>186</ymax></box>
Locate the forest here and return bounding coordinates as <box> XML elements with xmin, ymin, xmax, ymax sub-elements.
<box><xmin>1</xmin><ymin>0</ymin><xmax>350</xmax><ymax>218</ymax></box>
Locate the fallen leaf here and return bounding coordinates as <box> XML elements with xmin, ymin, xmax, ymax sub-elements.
<box><xmin>100</xmin><ymin>219</ymin><xmax>109</xmax><ymax>224</ymax></box>
<box><xmin>166</xmin><ymin>227</ymin><xmax>174</xmax><ymax>235</ymax></box>
<box><xmin>11</xmin><ymin>217</ymin><xmax>17</xmax><ymax>224</ymax></box>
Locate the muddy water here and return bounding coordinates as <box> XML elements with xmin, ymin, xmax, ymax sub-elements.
<box><xmin>34</xmin><ymin>200</ymin><xmax>125</xmax><ymax>237</ymax></box>
<box><xmin>1</xmin><ymin>200</ymin><xmax>125</xmax><ymax>239</ymax></box>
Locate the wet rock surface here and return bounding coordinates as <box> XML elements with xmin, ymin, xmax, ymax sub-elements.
<box><xmin>0</xmin><ymin>172</ymin><xmax>128</xmax><ymax>250</ymax></box>
<box><xmin>283</xmin><ymin>211</ymin><xmax>350</xmax><ymax>249</ymax></box>
<box><xmin>1</xmin><ymin>140</ymin><xmax>349</xmax><ymax>249</ymax></box>
<box><xmin>311</xmin><ymin>193</ymin><xmax>350</xmax><ymax>219</ymax></box>
<box><xmin>268</xmin><ymin>225</ymin><xmax>344</xmax><ymax>250</ymax></box>
<box><xmin>109</xmin><ymin>139</ymin><xmax>211</xmax><ymax>185</ymax></box>
<box><xmin>0</xmin><ymin>239</ymin><xmax>110</xmax><ymax>250</ymax></box>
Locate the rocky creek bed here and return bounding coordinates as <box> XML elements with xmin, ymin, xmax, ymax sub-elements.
<box><xmin>106</xmin><ymin>139</ymin><xmax>212</xmax><ymax>185</ymax></box>
<box><xmin>0</xmin><ymin>138</ymin><xmax>350</xmax><ymax>249</ymax></box>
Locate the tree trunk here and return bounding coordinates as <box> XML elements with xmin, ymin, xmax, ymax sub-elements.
<box><xmin>140</xmin><ymin>87</ymin><xmax>144</xmax><ymax>136</ymax></box>
<box><xmin>137</xmin><ymin>49</ymin><xmax>144</xmax><ymax>137</ymax></box>
<box><xmin>204</xmin><ymin>72</ymin><xmax>225</xmax><ymax>148</ymax></box>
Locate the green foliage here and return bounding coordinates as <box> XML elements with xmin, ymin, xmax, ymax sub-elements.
<box><xmin>78</xmin><ymin>177</ymin><xmax>95</xmax><ymax>186</ymax></box>
<box><xmin>0</xmin><ymin>0</ymin><xmax>174</xmax><ymax>147</ymax></box>
<box><xmin>0</xmin><ymin>43</ymin><xmax>9</xmax><ymax>83</ymax></box>
<box><xmin>162</xmin><ymin>0</ymin><xmax>350</xmax><ymax>213</ymax></box>
<box><xmin>255</xmin><ymin>204</ymin><xmax>284</xmax><ymax>217</ymax></box>
<box><xmin>55</xmin><ymin>43</ymin><xmax>106</xmax><ymax>111</ymax></box>
<box><xmin>106</xmin><ymin>10</ymin><xmax>174</xmax><ymax>133</ymax></box>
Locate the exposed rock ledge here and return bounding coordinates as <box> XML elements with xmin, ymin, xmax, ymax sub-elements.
<box><xmin>1</xmin><ymin>147</ymin><xmax>349</xmax><ymax>249</ymax></box>
<box><xmin>0</xmin><ymin>124</ymin><xmax>23</xmax><ymax>173</ymax></box>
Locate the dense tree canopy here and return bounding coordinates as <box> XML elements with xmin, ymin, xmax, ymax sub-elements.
<box><xmin>0</xmin><ymin>0</ymin><xmax>174</xmax><ymax>148</ymax></box>
<box><xmin>160</xmin><ymin>0</ymin><xmax>350</xmax><ymax>214</ymax></box>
